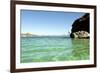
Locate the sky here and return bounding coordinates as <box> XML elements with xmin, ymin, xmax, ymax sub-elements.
<box><xmin>21</xmin><ymin>10</ymin><xmax>85</xmax><ymax>36</ymax></box>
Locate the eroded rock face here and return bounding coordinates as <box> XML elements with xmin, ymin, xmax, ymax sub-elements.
<box><xmin>70</xmin><ymin>31</ymin><xmax>89</xmax><ymax>38</ymax></box>
<box><xmin>70</xmin><ymin>13</ymin><xmax>90</xmax><ymax>38</ymax></box>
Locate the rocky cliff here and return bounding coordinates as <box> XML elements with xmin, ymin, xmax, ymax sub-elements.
<box><xmin>70</xmin><ymin>13</ymin><xmax>90</xmax><ymax>38</ymax></box>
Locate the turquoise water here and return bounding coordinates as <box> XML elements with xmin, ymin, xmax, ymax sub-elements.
<box><xmin>21</xmin><ymin>37</ymin><xmax>89</xmax><ymax>63</ymax></box>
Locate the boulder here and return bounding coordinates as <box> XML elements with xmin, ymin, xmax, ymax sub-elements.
<box><xmin>70</xmin><ymin>31</ymin><xmax>89</xmax><ymax>38</ymax></box>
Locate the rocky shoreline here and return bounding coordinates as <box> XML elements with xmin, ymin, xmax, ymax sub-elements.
<box><xmin>70</xmin><ymin>13</ymin><xmax>90</xmax><ymax>38</ymax></box>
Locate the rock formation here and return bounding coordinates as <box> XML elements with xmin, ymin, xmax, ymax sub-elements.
<box><xmin>70</xmin><ymin>13</ymin><xmax>90</xmax><ymax>38</ymax></box>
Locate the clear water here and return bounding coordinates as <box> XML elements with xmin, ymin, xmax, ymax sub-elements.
<box><xmin>21</xmin><ymin>37</ymin><xmax>89</xmax><ymax>63</ymax></box>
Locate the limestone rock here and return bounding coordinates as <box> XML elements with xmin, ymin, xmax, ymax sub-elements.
<box><xmin>70</xmin><ymin>13</ymin><xmax>90</xmax><ymax>38</ymax></box>
<box><xmin>70</xmin><ymin>31</ymin><xmax>89</xmax><ymax>38</ymax></box>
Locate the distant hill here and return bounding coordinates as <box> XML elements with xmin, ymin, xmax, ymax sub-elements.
<box><xmin>21</xmin><ymin>33</ymin><xmax>37</xmax><ymax>37</ymax></box>
<box><xmin>21</xmin><ymin>33</ymin><xmax>69</xmax><ymax>38</ymax></box>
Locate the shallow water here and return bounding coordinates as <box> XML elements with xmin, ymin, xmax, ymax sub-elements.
<box><xmin>21</xmin><ymin>37</ymin><xmax>89</xmax><ymax>63</ymax></box>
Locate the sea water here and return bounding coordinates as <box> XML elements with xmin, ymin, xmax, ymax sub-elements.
<box><xmin>21</xmin><ymin>37</ymin><xmax>89</xmax><ymax>63</ymax></box>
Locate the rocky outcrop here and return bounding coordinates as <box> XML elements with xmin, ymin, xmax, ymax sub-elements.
<box><xmin>70</xmin><ymin>13</ymin><xmax>90</xmax><ymax>38</ymax></box>
<box><xmin>70</xmin><ymin>31</ymin><xmax>89</xmax><ymax>38</ymax></box>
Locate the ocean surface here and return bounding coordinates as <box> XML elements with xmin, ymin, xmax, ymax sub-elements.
<box><xmin>21</xmin><ymin>37</ymin><xmax>89</xmax><ymax>63</ymax></box>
